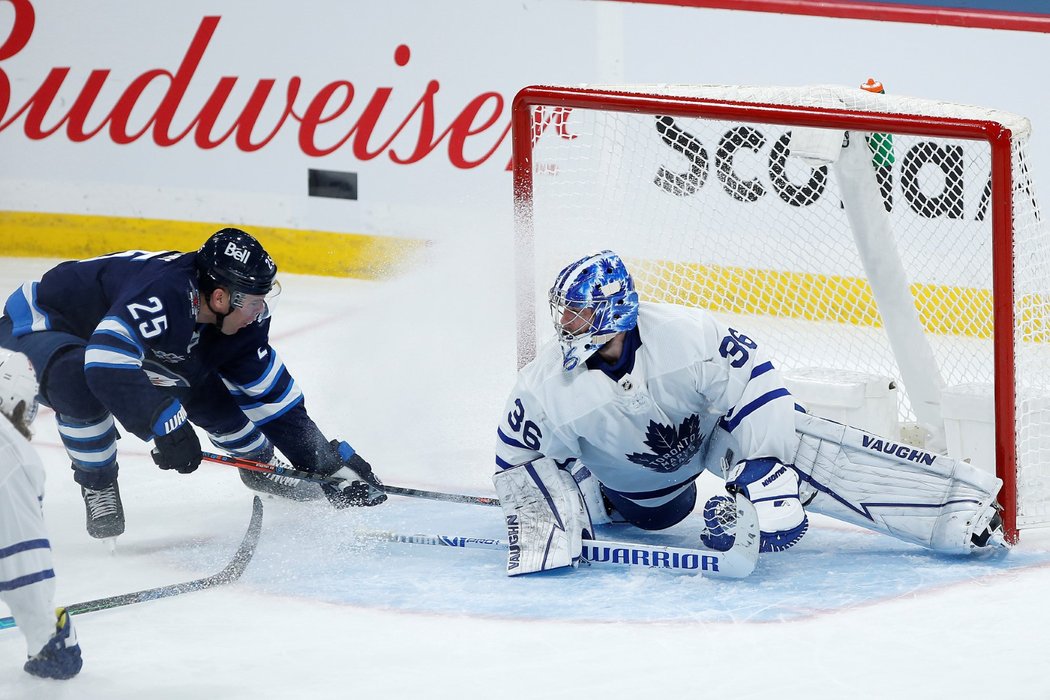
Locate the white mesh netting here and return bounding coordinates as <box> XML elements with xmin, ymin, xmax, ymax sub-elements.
<box><xmin>516</xmin><ymin>83</ymin><xmax>1050</xmax><ymax>530</ymax></box>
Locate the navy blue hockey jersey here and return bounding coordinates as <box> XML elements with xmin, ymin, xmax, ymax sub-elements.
<box><xmin>4</xmin><ymin>249</ymin><xmax>330</xmax><ymax>467</ymax></box>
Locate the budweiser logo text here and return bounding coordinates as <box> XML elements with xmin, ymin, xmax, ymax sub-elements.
<box><xmin>0</xmin><ymin>0</ymin><xmax>581</xmax><ymax>169</ymax></box>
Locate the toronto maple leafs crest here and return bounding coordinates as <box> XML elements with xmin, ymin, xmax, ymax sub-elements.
<box><xmin>626</xmin><ymin>414</ymin><xmax>704</xmax><ymax>473</ymax></box>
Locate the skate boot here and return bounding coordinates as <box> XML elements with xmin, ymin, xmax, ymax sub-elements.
<box><xmin>81</xmin><ymin>480</ymin><xmax>125</xmax><ymax>539</ymax></box>
<box><xmin>971</xmin><ymin>505</ymin><xmax>1007</xmax><ymax>549</ymax></box>
<box><xmin>23</xmin><ymin>608</ymin><xmax>82</xmax><ymax>680</ymax></box>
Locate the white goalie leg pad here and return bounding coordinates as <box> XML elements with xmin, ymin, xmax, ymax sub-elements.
<box><xmin>493</xmin><ymin>458</ymin><xmax>593</xmax><ymax>576</ymax></box>
<box><xmin>792</xmin><ymin>413</ymin><xmax>1004</xmax><ymax>553</ymax></box>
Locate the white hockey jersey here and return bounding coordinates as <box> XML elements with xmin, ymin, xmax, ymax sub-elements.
<box><xmin>495</xmin><ymin>302</ymin><xmax>798</xmax><ymax>507</ymax></box>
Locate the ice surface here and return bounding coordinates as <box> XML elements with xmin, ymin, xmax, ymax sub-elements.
<box><xmin>2</xmin><ymin>242</ymin><xmax>1050</xmax><ymax>699</ymax></box>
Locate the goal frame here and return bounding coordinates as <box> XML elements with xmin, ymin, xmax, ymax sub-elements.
<box><xmin>510</xmin><ymin>85</ymin><xmax>1019</xmax><ymax>542</ymax></box>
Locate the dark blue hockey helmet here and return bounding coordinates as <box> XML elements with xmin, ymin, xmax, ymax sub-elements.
<box><xmin>196</xmin><ymin>228</ymin><xmax>277</xmax><ymax>304</ymax></box>
<box><xmin>549</xmin><ymin>250</ymin><xmax>639</xmax><ymax>370</ymax></box>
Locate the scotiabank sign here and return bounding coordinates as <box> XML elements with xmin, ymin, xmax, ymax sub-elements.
<box><xmin>0</xmin><ymin>0</ymin><xmax>515</xmax><ymax>169</ymax></box>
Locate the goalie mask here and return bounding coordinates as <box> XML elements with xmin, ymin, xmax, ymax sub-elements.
<box><xmin>549</xmin><ymin>250</ymin><xmax>639</xmax><ymax>371</ymax></box>
<box><xmin>0</xmin><ymin>350</ymin><xmax>40</xmax><ymax>431</ymax></box>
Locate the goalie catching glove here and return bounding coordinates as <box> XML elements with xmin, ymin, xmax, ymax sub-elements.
<box><xmin>315</xmin><ymin>440</ymin><xmax>387</xmax><ymax>508</ymax></box>
<box><xmin>724</xmin><ymin>457</ymin><xmax>809</xmax><ymax>553</ymax></box>
<box><xmin>493</xmin><ymin>457</ymin><xmax>593</xmax><ymax>576</ymax></box>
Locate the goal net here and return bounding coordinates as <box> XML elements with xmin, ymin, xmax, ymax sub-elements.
<box><xmin>511</xmin><ymin>83</ymin><xmax>1049</xmax><ymax>542</ymax></box>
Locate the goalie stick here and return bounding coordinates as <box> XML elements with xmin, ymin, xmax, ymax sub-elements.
<box><xmin>204</xmin><ymin>453</ymin><xmax>760</xmax><ymax>577</ymax></box>
<box><xmin>357</xmin><ymin>528</ymin><xmax>758</xmax><ymax>578</ymax></box>
<box><xmin>0</xmin><ymin>496</ymin><xmax>264</xmax><ymax>632</ymax></box>
<box><xmin>201</xmin><ymin>451</ymin><xmax>501</xmax><ymax>507</ymax></box>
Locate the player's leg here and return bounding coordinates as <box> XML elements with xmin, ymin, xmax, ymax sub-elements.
<box><xmin>46</xmin><ymin>347</ymin><xmax>124</xmax><ymax>538</ymax></box>
<box><xmin>493</xmin><ymin>457</ymin><xmax>593</xmax><ymax>575</ymax></box>
<box><xmin>0</xmin><ymin>462</ymin><xmax>82</xmax><ymax>679</ymax></box>
<box><xmin>793</xmin><ymin>412</ymin><xmax>1005</xmax><ymax>552</ymax></box>
<box><xmin>0</xmin><ymin>320</ymin><xmax>122</xmax><ymax>538</ymax></box>
<box><xmin>600</xmin><ymin>482</ymin><xmax>697</xmax><ymax>530</ymax></box>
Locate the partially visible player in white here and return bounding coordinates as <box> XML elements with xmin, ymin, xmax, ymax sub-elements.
<box><xmin>493</xmin><ymin>250</ymin><xmax>1006</xmax><ymax>576</ymax></box>
<box><xmin>0</xmin><ymin>350</ymin><xmax>83</xmax><ymax>679</ymax></box>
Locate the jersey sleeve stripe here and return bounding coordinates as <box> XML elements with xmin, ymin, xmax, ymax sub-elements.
<box><xmin>95</xmin><ymin>316</ymin><xmax>144</xmax><ymax>353</ymax></box>
<box><xmin>5</xmin><ymin>282</ymin><xmax>51</xmax><ymax>335</ymax></box>
<box><xmin>724</xmin><ymin>388</ymin><xmax>792</xmax><ymax>432</ymax></box>
<box><xmin>239</xmin><ymin>385</ymin><xmax>304</xmax><ymax>426</ymax></box>
<box><xmin>495</xmin><ymin>455</ymin><xmax>516</xmax><ymax>470</ymax></box>
<box><xmin>84</xmin><ymin>345</ymin><xmax>143</xmax><ymax>369</ymax></box>
<box><xmin>209</xmin><ymin>421</ymin><xmax>259</xmax><ymax>444</ymax></box>
<box><xmin>209</xmin><ymin>430</ymin><xmax>268</xmax><ymax>456</ymax></box>
<box><xmin>93</xmin><ymin>329</ymin><xmax>144</xmax><ymax>354</ymax></box>
<box><xmin>497</xmin><ymin>427</ymin><xmax>529</xmax><ymax>450</ymax></box>
<box><xmin>749</xmin><ymin>361</ymin><xmax>775</xmax><ymax>379</ymax></box>
<box><xmin>232</xmin><ymin>353</ymin><xmax>280</xmax><ymax>395</ymax></box>
<box><xmin>222</xmin><ymin>356</ymin><xmax>284</xmax><ymax>398</ymax></box>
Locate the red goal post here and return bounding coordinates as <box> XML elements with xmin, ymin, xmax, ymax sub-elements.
<box><xmin>511</xmin><ymin>83</ymin><xmax>1046</xmax><ymax>543</ymax></box>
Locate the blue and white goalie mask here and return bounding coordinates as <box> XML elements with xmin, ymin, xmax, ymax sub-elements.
<box><xmin>549</xmin><ymin>250</ymin><xmax>640</xmax><ymax>371</ymax></box>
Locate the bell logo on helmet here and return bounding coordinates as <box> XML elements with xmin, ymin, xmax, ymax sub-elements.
<box><xmin>223</xmin><ymin>242</ymin><xmax>252</xmax><ymax>264</ymax></box>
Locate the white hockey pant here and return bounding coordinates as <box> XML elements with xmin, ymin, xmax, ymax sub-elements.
<box><xmin>792</xmin><ymin>413</ymin><xmax>1003</xmax><ymax>553</ymax></box>
<box><xmin>0</xmin><ymin>462</ymin><xmax>59</xmax><ymax>654</ymax></box>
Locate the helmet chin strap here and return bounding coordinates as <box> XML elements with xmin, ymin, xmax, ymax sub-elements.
<box><xmin>205</xmin><ymin>292</ymin><xmax>230</xmax><ymax>331</ymax></box>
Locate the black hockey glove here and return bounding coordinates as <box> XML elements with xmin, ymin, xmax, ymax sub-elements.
<box><xmin>151</xmin><ymin>422</ymin><xmax>202</xmax><ymax>474</ymax></box>
<box><xmin>318</xmin><ymin>440</ymin><xmax>386</xmax><ymax>508</ymax></box>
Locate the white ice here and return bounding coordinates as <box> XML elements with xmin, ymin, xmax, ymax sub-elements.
<box><xmin>1</xmin><ymin>239</ymin><xmax>1050</xmax><ymax>700</ymax></box>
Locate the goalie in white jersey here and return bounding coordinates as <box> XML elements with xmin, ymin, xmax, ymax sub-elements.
<box><xmin>0</xmin><ymin>350</ymin><xmax>83</xmax><ymax>679</ymax></box>
<box><xmin>493</xmin><ymin>251</ymin><xmax>1006</xmax><ymax>576</ymax></box>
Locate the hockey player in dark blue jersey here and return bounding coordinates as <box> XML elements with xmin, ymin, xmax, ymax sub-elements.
<box><xmin>0</xmin><ymin>228</ymin><xmax>386</xmax><ymax>540</ymax></box>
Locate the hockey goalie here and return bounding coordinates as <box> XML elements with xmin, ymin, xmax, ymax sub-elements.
<box><xmin>493</xmin><ymin>250</ymin><xmax>1006</xmax><ymax>576</ymax></box>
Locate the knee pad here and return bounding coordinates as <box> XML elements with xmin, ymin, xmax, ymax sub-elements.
<box><xmin>727</xmin><ymin>458</ymin><xmax>808</xmax><ymax>552</ymax></box>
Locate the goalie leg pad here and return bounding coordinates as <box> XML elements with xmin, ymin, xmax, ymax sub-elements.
<box><xmin>493</xmin><ymin>458</ymin><xmax>593</xmax><ymax>576</ymax></box>
<box><xmin>726</xmin><ymin>458</ymin><xmax>808</xmax><ymax>553</ymax></box>
<box><xmin>793</xmin><ymin>412</ymin><xmax>1005</xmax><ymax>553</ymax></box>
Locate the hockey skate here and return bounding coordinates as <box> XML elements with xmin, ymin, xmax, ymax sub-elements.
<box><xmin>81</xmin><ymin>480</ymin><xmax>125</xmax><ymax>539</ymax></box>
<box><xmin>970</xmin><ymin>505</ymin><xmax>1007</xmax><ymax>549</ymax></box>
<box><xmin>23</xmin><ymin>608</ymin><xmax>82</xmax><ymax>680</ymax></box>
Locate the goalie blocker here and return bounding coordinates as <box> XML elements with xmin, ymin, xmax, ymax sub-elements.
<box><xmin>792</xmin><ymin>413</ymin><xmax>1005</xmax><ymax>552</ymax></box>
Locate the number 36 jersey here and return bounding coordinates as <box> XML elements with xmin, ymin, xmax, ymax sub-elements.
<box><xmin>3</xmin><ymin>250</ymin><xmax>298</xmax><ymax>443</ymax></box>
<box><xmin>495</xmin><ymin>302</ymin><xmax>799</xmax><ymax>507</ymax></box>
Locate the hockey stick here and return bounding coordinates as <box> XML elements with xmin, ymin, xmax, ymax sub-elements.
<box><xmin>203</xmin><ymin>453</ymin><xmax>759</xmax><ymax>576</ymax></box>
<box><xmin>201</xmin><ymin>451</ymin><xmax>501</xmax><ymax>507</ymax></box>
<box><xmin>0</xmin><ymin>496</ymin><xmax>264</xmax><ymax>632</ymax></box>
<box><xmin>357</xmin><ymin>527</ymin><xmax>758</xmax><ymax>579</ymax></box>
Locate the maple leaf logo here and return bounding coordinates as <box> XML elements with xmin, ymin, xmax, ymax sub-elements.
<box><xmin>626</xmin><ymin>414</ymin><xmax>704</xmax><ymax>473</ymax></box>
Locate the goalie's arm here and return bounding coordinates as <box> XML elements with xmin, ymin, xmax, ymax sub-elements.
<box><xmin>697</xmin><ymin>316</ymin><xmax>798</xmax><ymax>465</ymax></box>
<box><xmin>696</xmin><ymin>316</ymin><xmax>808</xmax><ymax>551</ymax></box>
<box><xmin>494</xmin><ymin>384</ymin><xmax>572</xmax><ymax>472</ymax></box>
